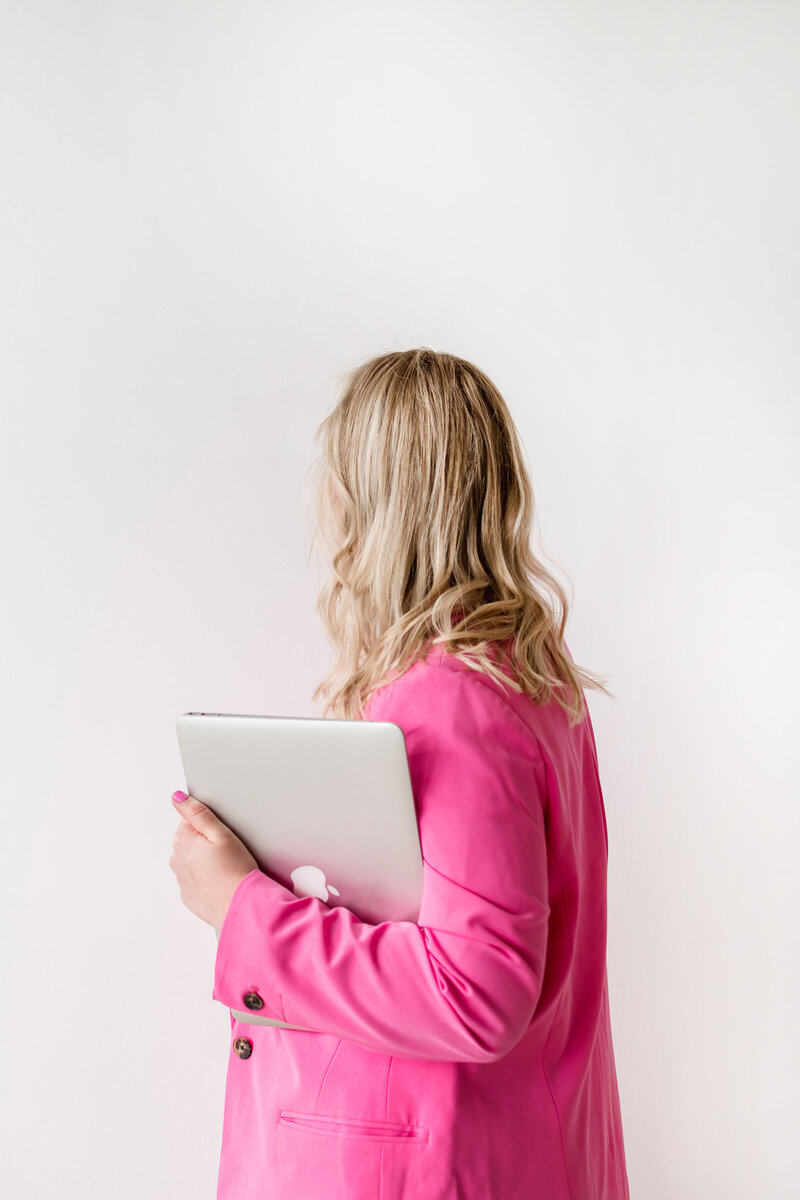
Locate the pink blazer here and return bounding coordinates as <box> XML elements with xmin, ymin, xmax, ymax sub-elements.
<box><xmin>211</xmin><ymin>641</ymin><xmax>630</xmax><ymax>1199</ymax></box>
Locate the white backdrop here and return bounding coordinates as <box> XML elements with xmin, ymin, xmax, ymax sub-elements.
<box><xmin>1</xmin><ymin>3</ymin><xmax>797</xmax><ymax>1197</ymax></box>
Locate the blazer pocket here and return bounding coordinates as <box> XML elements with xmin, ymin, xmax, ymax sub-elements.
<box><xmin>278</xmin><ymin>1109</ymin><xmax>429</xmax><ymax>1144</ymax></box>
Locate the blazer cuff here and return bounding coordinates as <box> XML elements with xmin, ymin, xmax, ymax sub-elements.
<box><xmin>211</xmin><ymin>867</ymin><xmax>290</xmax><ymax>1022</ymax></box>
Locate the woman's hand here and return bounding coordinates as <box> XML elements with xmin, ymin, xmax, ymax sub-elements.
<box><xmin>169</xmin><ymin>791</ymin><xmax>260</xmax><ymax>929</ymax></box>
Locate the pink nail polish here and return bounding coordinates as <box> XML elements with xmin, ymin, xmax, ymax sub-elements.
<box><xmin>173</xmin><ymin>790</ymin><xmax>188</xmax><ymax>802</ymax></box>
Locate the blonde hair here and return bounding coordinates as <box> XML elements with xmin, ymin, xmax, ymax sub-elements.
<box><xmin>305</xmin><ymin>347</ymin><xmax>614</xmax><ymax>726</ymax></box>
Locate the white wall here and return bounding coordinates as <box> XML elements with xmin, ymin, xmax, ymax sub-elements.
<box><xmin>1</xmin><ymin>2</ymin><xmax>797</xmax><ymax>1196</ymax></box>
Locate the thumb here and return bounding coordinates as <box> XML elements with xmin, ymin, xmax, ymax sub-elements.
<box><xmin>171</xmin><ymin>791</ymin><xmax>224</xmax><ymax>841</ymax></box>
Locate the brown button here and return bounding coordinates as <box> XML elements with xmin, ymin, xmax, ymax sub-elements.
<box><xmin>233</xmin><ymin>1036</ymin><xmax>252</xmax><ymax>1059</ymax></box>
<box><xmin>243</xmin><ymin>991</ymin><xmax>263</xmax><ymax>1011</ymax></box>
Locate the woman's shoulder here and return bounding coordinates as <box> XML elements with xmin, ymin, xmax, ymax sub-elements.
<box><xmin>363</xmin><ymin>641</ymin><xmax>529</xmax><ymax>734</ymax></box>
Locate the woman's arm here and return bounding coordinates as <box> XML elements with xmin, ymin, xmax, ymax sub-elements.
<box><xmin>211</xmin><ymin>667</ymin><xmax>551</xmax><ymax>1063</ymax></box>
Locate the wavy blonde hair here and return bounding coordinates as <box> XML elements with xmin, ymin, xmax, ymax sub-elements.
<box><xmin>305</xmin><ymin>347</ymin><xmax>613</xmax><ymax>726</ymax></box>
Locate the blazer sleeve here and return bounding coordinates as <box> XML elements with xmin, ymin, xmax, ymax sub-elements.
<box><xmin>211</xmin><ymin>663</ymin><xmax>551</xmax><ymax>1063</ymax></box>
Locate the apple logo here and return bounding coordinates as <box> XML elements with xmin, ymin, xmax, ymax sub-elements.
<box><xmin>290</xmin><ymin>864</ymin><xmax>341</xmax><ymax>904</ymax></box>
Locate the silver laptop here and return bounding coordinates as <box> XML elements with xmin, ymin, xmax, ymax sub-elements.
<box><xmin>175</xmin><ymin>712</ymin><xmax>424</xmax><ymax>1031</ymax></box>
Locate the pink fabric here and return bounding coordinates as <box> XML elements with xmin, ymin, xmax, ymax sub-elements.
<box><xmin>211</xmin><ymin>641</ymin><xmax>630</xmax><ymax>1199</ymax></box>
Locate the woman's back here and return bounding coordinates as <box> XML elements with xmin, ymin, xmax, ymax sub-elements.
<box><xmin>211</xmin><ymin>640</ymin><xmax>630</xmax><ymax>1199</ymax></box>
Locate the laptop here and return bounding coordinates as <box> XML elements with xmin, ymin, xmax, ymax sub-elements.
<box><xmin>175</xmin><ymin>712</ymin><xmax>424</xmax><ymax>1031</ymax></box>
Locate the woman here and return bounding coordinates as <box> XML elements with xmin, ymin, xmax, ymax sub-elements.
<box><xmin>169</xmin><ymin>347</ymin><xmax>631</xmax><ymax>1199</ymax></box>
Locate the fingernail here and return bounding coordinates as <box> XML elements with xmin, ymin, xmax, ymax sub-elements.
<box><xmin>172</xmin><ymin>790</ymin><xmax>188</xmax><ymax>802</ymax></box>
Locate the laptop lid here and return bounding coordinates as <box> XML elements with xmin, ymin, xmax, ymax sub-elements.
<box><xmin>175</xmin><ymin>712</ymin><xmax>424</xmax><ymax>1032</ymax></box>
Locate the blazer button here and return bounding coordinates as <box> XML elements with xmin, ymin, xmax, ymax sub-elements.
<box><xmin>233</xmin><ymin>1036</ymin><xmax>252</xmax><ymax>1060</ymax></box>
<box><xmin>243</xmin><ymin>991</ymin><xmax>263</xmax><ymax>1011</ymax></box>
